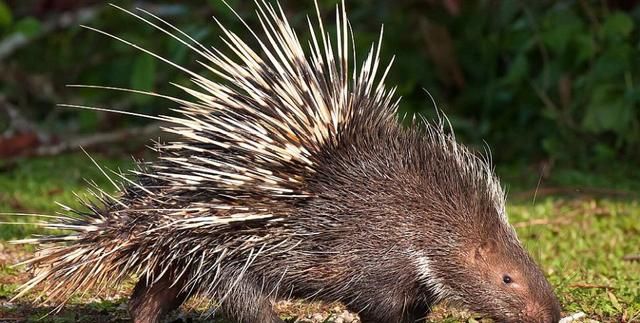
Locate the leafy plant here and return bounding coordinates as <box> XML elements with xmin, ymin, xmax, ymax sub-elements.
<box><xmin>1</xmin><ymin>0</ymin><xmax>639</xmax><ymax>168</ymax></box>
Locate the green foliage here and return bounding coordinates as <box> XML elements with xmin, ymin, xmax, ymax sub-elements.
<box><xmin>436</xmin><ymin>1</ymin><xmax>640</xmax><ymax>166</ymax></box>
<box><xmin>1</xmin><ymin>1</ymin><xmax>639</xmax><ymax>165</ymax></box>
<box><xmin>0</xmin><ymin>283</ymin><xmax>17</xmax><ymax>299</ymax></box>
<box><xmin>0</xmin><ymin>1</ymin><xmax>12</xmax><ymax>28</ymax></box>
<box><xmin>12</xmin><ymin>17</ymin><xmax>40</xmax><ymax>36</ymax></box>
<box><xmin>130</xmin><ymin>54</ymin><xmax>157</xmax><ymax>104</ymax></box>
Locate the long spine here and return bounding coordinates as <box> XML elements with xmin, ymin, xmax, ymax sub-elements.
<box><xmin>13</xmin><ymin>0</ymin><xmax>396</xmax><ymax>305</ymax></box>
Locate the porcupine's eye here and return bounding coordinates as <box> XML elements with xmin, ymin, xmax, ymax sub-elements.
<box><xmin>502</xmin><ymin>274</ymin><xmax>513</xmax><ymax>284</ymax></box>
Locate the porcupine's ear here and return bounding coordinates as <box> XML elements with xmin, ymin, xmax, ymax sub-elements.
<box><xmin>473</xmin><ymin>239</ymin><xmax>497</xmax><ymax>263</ymax></box>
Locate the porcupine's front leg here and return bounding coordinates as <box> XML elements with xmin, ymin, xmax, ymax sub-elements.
<box><xmin>214</xmin><ymin>274</ymin><xmax>284</xmax><ymax>323</ymax></box>
<box><xmin>128</xmin><ymin>273</ymin><xmax>189</xmax><ymax>323</ymax></box>
<box><xmin>350</xmin><ymin>298</ymin><xmax>431</xmax><ymax>323</ymax></box>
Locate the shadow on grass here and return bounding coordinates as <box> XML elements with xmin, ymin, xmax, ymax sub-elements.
<box><xmin>0</xmin><ymin>299</ymin><xmax>234</xmax><ymax>323</ymax></box>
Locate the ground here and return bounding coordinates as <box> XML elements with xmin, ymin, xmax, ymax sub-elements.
<box><xmin>0</xmin><ymin>154</ymin><xmax>639</xmax><ymax>322</ymax></box>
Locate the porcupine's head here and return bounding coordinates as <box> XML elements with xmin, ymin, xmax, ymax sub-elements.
<box><xmin>391</xmin><ymin>125</ymin><xmax>563</xmax><ymax>322</ymax></box>
<box><xmin>313</xmin><ymin>111</ymin><xmax>562</xmax><ymax>322</ymax></box>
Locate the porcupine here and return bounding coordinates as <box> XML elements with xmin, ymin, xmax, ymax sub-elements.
<box><xmin>10</xmin><ymin>1</ymin><xmax>562</xmax><ymax>322</ymax></box>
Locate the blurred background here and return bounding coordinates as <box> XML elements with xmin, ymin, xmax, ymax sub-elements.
<box><xmin>1</xmin><ymin>0</ymin><xmax>640</xmax><ymax>188</ymax></box>
<box><xmin>0</xmin><ymin>0</ymin><xmax>639</xmax><ymax>322</ymax></box>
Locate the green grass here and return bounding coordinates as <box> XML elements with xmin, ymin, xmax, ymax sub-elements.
<box><xmin>0</xmin><ymin>154</ymin><xmax>134</xmax><ymax>240</ymax></box>
<box><xmin>1</xmin><ymin>153</ymin><xmax>639</xmax><ymax>322</ymax></box>
<box><xmin>510</xmin><ymin>198</ymin><xmax>640</xmax><ymax>321</ymax></box>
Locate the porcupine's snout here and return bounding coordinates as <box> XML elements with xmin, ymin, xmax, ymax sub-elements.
<box><xmin>522</xmin><ymin>298</ymin><xmax>562</xmax><ymax>322</ymax></box>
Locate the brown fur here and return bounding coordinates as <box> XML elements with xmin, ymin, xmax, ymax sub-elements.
<box><xmin>124</xmin><ymin>121</ymin><xmax>560</xmax><ymax>322</ymax></box>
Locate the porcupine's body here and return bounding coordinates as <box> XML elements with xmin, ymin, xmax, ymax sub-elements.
<box><xmin>13</xmin><ymin>1</ymin><xmax>561</xmax><ymax>323</ymax></box>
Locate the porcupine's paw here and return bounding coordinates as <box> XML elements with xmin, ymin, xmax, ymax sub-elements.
<box><xmin>350</xmin><ymin>300</ymin><xmax>431</xmax><ymax>323</ymax></box>
<box><xmin>129</xmin><ymin>273</ymin><xmax>189</xmax><ymax>323</ymax></box>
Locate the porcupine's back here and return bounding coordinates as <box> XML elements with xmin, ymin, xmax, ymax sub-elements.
<box><xmin>12</xmin><ymin>0</ymin><xmax>404</xmax><ymax>304</ymax></box>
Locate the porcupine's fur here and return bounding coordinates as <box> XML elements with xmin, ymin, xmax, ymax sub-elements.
<box><xmin>11</xmin><ymin>1</ymin><xmax>561</xmax><ymax>322</ymax></box>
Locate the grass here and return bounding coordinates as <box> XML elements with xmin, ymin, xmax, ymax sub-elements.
<box><xmin>512</xmin><ymin>198</ymin><xmax>640</xmax><ymax>321</ymax></box>
<box><xmin>1</xmin><ymin>153</ymin><xmax>639</xmax><ymax>322</ymax></box>
<box><xmin>0</xmin><ymin>154</ymin><xmax>135</xmax><ymax>240</ymax></box>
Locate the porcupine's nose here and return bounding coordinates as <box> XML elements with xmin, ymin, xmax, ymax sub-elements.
<box><xmin>522</xmin><ymin>301</ymin><xmax>561</xmax><ymax>323</ymax></box>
